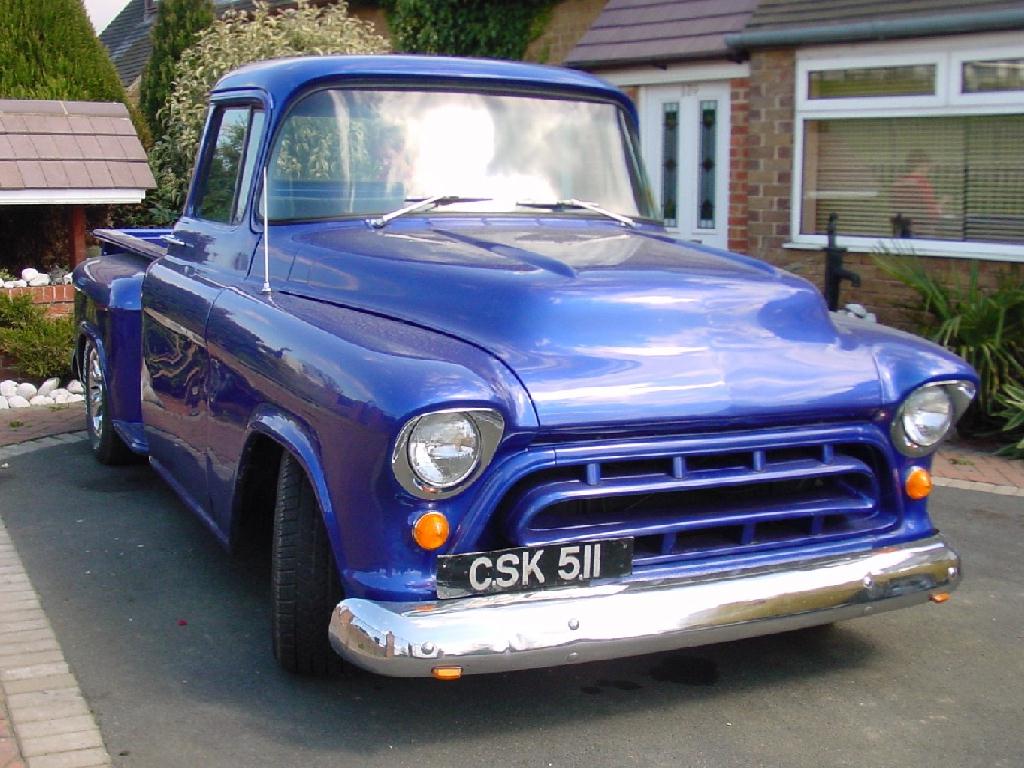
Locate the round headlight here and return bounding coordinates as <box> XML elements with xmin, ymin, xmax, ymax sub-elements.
<box><xmin>901</xmin><ymin>386</ymin><xmax>954</xmax><ymax>448</ymax></box>
<box><xmin>407</xmin><ymin>411</ymin><xmax>481</xmax><ymax>490</ymax></box>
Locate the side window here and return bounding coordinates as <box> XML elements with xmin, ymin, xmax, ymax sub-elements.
<box><xmin>194</xmin><ymin>106</ymin><xmax>264</xmax><ymax>223</ymax></box>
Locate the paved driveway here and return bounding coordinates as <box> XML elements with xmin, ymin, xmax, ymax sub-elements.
<box><xmin>1</xmin><ymin>441</ymin><xmax>1022</xmax><ymax>768</ymax></box>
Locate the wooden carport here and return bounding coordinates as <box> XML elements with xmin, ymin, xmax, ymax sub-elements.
<box><xmin>0</xmin><ymin>100</ymin><xmax>155</xmax><ymax>268</ymax></box>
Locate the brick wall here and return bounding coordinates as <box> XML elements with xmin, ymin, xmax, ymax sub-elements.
<box><xmin>2</xmin><ymin>285</ymin><xmax>75</xmax><ymax>318</ymax></box>
<box><xmin>729</xmin><ymin>77</ymin><xmax>751</xmax><ymax>254</ymax></box>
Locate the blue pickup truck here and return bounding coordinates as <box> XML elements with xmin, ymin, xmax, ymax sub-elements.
<box><xmin>74</xmin><ymin>55</ymin><xmax>976</xmax><ymax>679</ymax></box>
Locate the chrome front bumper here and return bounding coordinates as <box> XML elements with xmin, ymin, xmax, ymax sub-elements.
<box><xmin>329</xmin><ymin>535</ymin><xmax>960</xmax><ymax>677</ymax></box>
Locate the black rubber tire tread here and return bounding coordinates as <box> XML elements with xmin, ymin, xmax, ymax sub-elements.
<box><xmin>271</xmin><ymin>453</ymin><xmax>345</xmax><ymax>676</ymax></box>
<box><xmin>85</xmin><ymin>340</ymin><xmax>133</xmax><ymax>466</ymax></box>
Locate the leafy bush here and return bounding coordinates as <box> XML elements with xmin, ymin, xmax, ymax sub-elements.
<box><xmin>386</xmin><ymin>0</ymin><xmax>552</xmax><ymax>59</ymax></box>
<box><xmin>995</xmin><ymin>383</ymin><xmax>1024</xmax><ymax>459</ymax></box>
<box><xmin>874</xmin><ymin>254</ymin><xmax>1024</xmax><ymax>421</ymax></box>
<box><xmin>0</xmin><ymin>293</ymin><xmax>43</xmax><ymax>329</ymax></box>
<box><xmin>140</xmin><ymin>0</ymin><xmax>215</xmax><ymax>136</ymax></box>
<box><xmin>150</xmin><ymin>0</ymin><xmax>388</xmax><ymax>215</ymax></box>
<box><xmin>0</xmin><ymin>308</ymin><xmax>75</xmax><ymax>381</ymax></box>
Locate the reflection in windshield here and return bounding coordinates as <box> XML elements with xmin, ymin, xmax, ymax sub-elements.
<box><xmin>267</xmin><ymin>89</ymin><xmax>654</xmax><ymax>221</ymax></box>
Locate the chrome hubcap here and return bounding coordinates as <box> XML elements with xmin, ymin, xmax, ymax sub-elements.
<box><xmin>86</xmin><ymin>347</ymin><xmax>104</xmax><ymax>440</ymax></box>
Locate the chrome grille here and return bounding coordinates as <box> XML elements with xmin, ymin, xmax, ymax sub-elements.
<box><xmin>498</xmin><ymin>429</ymin><xmax>898</xmax><ymax>566</ymax></box>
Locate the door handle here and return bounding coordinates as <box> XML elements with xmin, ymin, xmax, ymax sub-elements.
<box><xmin>162</xmin><ymin>234</ymin><xmax>193</xmax><ymax>249</ymax></box>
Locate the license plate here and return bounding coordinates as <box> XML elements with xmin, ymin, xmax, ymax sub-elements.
<box><xmin>436</xmin><ymin>538</ymin><xmax>633</xmax><ymax>599</ymax></box>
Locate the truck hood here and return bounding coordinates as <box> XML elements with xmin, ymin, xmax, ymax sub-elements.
<box><xmin>279</xmin><ymin>220</ymin><xmax>882</xmax><ymax>427</ymax></box>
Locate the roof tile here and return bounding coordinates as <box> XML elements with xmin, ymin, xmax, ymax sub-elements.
<box><xmin>0</xmin><ymin>162</ymin><xmax>24</xmax><ymax>189</ymax></box>
<box><xmin>119</xmin><ymin>136</ymin><xmax>148</xmax><ymax>161</ymax></box>
<box><xmin>83</xmin><ymin>161</ymin><xmax>114</xmax><ymax>187</ymax></box>
<box><xmin>107</xmin><ymin>161</ymin><xmax>137</xmax><ymax>187</ymax></box>
<box><xmin>31</xmin><ymin>134</ymin><xmax>59</xmax><ymax>160</ymax></box>
<box><xmin>40</xmin><ymin>161</ymin><xmax>70</xmax><ymax>188</ymax></box>
<box><xmin>96</xmin><ymin>135</ymin><xmax>127</xmax><ymax>159</ymax></box>
<box><xmin>16</xmin><ymin>160</ymin><xmax>46</xmax><ymax>188</ymax></box>
<box><xmin>2</xmin><ymin>114</ymin><xmax>27</xmax><ymax>133</ymax></box>
<box><xmin>74</xmin><ymin>135</ymin><xmax>104</xmax><ymax>159</ymax></box>
<box><xmin>51</xmin><ymin>134</ymin><xmax>83</xmax><ymax>160</ymax></box>
<box><xmin>62</xmin><ymin>161</ymin><xmax>91</xmax><ymax>187</ymax></box>
<box><xmin>8</xmin><ymin>134</ymin><xmax>38</xmax><ymax>159</ymax></box>
<box><xmin>130</xmin><ymin>162</ymin><xmax>157</xmax><ymax>188</ymax></box>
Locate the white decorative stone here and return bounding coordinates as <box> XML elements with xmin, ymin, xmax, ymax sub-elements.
<box><xmin>67</xmin><ymin>393</ymin><xmax>85</xmax><ymax>403</ymax></box>
<box><xmin>2</xmin><ymin>281</ymin><xmax>14</xmax><ymax>289</ymax></box>
<box><xmin>0</xmin><ymin>380</ymin><xmax>15</xmax><ymax>398</ymax></box>
<box><xmin>11</xmin><ymin>279</ymin><xmax>26</xmax><ymax>288</ymax></box>
<box><xmin>20</xmin><ymin>268</ymin><xmax>38</xmax><ymax>282</ymax></box>
<box><xmin>67</xmin><ymin>380</ymin><xmax>84</xmax><ymax>395</ymax></box>
<box><xmin>53</xmin><ymin>392</ymin><xmax>70</xmax><ymax>404</ymax></box>
<box><xmin>0</xmin><ymin>396</ymin><xmax>8</xmax><ymax>409</ymax></box>
<box><xmin>29</xmin><ymin>395</ymin><xmax>53</xmax><ymax>406</ymax></box>
<box><xmin>7</xmin><ymin>395</ymin><xmax>30</xmax><ymax>408</ymax></box>
<box><xmin>15</xmin><ymin>382</ymin><xmax>37</xmax><ymax>399</ymax></box>
<box><xmin>38</xmin><ymin>377</ymin><xmax>60</xmax><ymax>397</ymax></box>
<box><xmin>63</xmin><ymin>274</ymin><xmax>73</xmax><ymax>285</ymax></box>
<box><xmin>50</xmin><ymin>387</ymin><xmax>69</xmax><ymax>399</ymax></box>
<box><xmin>28</xmin><ymin>275</ymin><xmax>50</xmax><ymax>287</ymax></box>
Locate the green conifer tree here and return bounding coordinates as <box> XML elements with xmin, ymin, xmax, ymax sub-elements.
<box><xmin>0</xmin><ymin>0</ymin><xmax>129</xmax><ymax>102</ymax></box>
<box><xmin>140</xmin><ymin>0</ymin><xmax>215</xmax><ymax>136</ymax></box>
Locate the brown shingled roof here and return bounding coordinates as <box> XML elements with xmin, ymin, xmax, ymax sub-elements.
<box><xmin>0</xmin><ymin>100</ymin><xmax>154</xmax><ymax>203</ymax></box>
<box><xmin>565</xmin><ymin>0</ymin><xmax>758</xmax><ymax>70</ymax></box>
<box><xmin>743</xmin><ymin>0</ymin><xmax>1024</xmax><ymax>34</ymax></box>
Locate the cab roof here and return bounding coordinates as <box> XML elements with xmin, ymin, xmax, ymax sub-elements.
<box><xmin>212</xmin><ymin>55</ymin><xmax>636</xmax><ymax>122</ymax></box>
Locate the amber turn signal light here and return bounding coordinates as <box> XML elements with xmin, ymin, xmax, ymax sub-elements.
<box><xmin>431</xmin><ymin>666</ymin><xmax>463</xmax><ymax>681</ymax></box>
<box><xmin>905</xmin><ymin>467</ymin><xmax>933</xmax><ymax>500</ymax></box>
<box><xmin>413</xmin><ymin>511</ymin><xmax>450</xmax><ymax>551</ymax></box>
<box><xmin>930</xmin><ymin>592</ymin><xmax>951</xmax><ymax>604</ymax></box>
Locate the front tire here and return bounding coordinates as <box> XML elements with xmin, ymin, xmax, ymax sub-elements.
<box><xmin>271</xmin><ymin>453</ymin><xmax>345</xmax><ymax>676</ymax></box>
<box><xmin>84</xmin><ymin>340</ymin><xmax>132</xmax><ymax>465</ymax></box>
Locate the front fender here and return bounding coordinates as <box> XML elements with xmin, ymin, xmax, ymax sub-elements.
<box><xmin>243</xmin><ymin>405</ymin><xmax>344</xmax><ymax>567</ymax></box>
<box><xmin>833</xmin><ymin>314</ymin><xmax>980</xmax><ymax>403</ymax></box>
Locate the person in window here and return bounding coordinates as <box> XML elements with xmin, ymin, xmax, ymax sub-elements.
<box><xmin>890</xmin><ymin>150</ymin><xmax>950</xmax><ymax>239</ymax></box>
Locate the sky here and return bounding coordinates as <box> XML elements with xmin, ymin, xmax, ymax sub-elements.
<box><xmin>83</xmin><ymin>0</ymin><xmax>127</xmax><ymax>34</ymax></box>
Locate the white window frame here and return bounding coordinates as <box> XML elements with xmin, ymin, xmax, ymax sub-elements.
<box><xmin>789</xmin><ymin>32</ymin><xmax>1024</xmax><ymax>263</ymax></box>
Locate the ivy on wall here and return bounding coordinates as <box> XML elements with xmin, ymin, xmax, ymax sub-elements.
<box><xmin>385</xmin><ymin>0</ymin><xmax>553</xmax><ymax>60</ymax></box>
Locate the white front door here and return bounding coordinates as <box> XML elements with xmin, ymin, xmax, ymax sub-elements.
<box><xmin>640</xmin><ymin>82</ymin><xmax>731</xmax><ymax>249</ymax></box>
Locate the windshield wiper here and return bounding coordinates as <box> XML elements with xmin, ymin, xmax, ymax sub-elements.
<box><xmin>515</xmin><ymin>198</ymin><xmax>636</xmax><ymax>228</ymax></box>
<box><xmin>368</xmin><ymin>195</ymin><xmax>492</xmax><ymax>229</ymax></box>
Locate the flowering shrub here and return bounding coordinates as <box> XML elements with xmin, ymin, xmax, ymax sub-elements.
<box><xmin>149</xmin><ymin>0</ymin><xmax>388</xmax><ymax>220</ymax></box>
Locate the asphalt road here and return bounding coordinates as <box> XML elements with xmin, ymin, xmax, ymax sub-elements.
<box><xmin>1</xmin><ymin>442</ymin><xmax>1022</xmax><ymax>768</ymax></box>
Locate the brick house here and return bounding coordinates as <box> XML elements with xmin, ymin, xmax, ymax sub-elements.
<box><xmin>568</xmin><ymin>0</ymin><xmax>1024</xmax><ymax>325</ymax></box>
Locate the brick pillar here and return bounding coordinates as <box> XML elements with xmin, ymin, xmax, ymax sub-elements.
<box><xmin>744</xmin><ymin>50</ymin><xmax>813</xmax><ymax>279</ymax></box>
<box><xmin>729</xmin><ymin>77</ymin><xmax>751</xmax><ymax>254</ymax></box>
<box><xmin>67</xmin><ymin>205</ymin><xmax>87</xmax><ymax>268</ymax></box>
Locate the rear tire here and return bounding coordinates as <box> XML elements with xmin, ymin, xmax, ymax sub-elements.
<box><xmin>271</xmin><ymin>453</ymin><xmax>345</xmax><ymax>676</ymax></box>
<box><xmin>84</xmin><ymin>340</ymin><xmax>132</xmax><ymax>465</ymax></box>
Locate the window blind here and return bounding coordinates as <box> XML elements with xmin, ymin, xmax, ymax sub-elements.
<box><xmin>801</xmin><ymin>114</ymin><xmax>1024</xmax><ymax>245</ymax></box>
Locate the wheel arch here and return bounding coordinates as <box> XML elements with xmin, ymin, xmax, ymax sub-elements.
<box><xmin>230</xmin><ymin>406</ymin><xmax>345</xmax><ymax>573</ymax></box>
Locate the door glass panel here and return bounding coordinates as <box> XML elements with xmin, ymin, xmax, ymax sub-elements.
<box><xmin>233</xmin><ymin>110</ymin><xmax>265</xmax><ymax>222</ymax></box>
<box><xmin>195</xmin><ymin>107</ymin><xmax>250</xmax><ymax>223</ymax></box>
<box><xmin>698</xmin><ymin>100</ymin><xmax>717</xmax><ymax>229</ymax></box>
<box><xmin>661</xmin><ymin>102</ymin><xmax>678</xmax><ymax>227</ymax></box>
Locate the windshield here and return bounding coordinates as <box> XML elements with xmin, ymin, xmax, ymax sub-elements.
<box><xmin>266</xmin><ymin>88</ymin><xmax>655</xmax><ymax>222</ymax></box>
